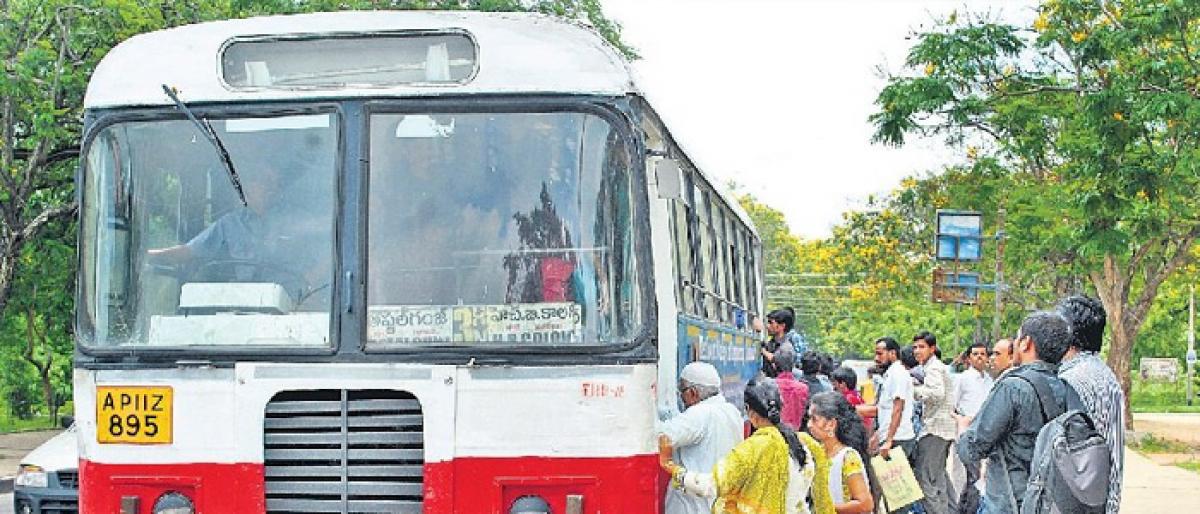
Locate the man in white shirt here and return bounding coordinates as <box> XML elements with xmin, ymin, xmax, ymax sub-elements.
<box><xmin>952</xmin><ymin>342</ymin><xmax>994</xmax><ymax>514</ymax></box>
<box><xmin>954</xmin><ymin>343</ymin><xmax>994</xmax><ymax>427</ymax></box>
<box><xmin>859</xmin><ymin>337</ymin><xmax>916</xmax><ymax>461</ymax></box>
<box><xmin>657</xmin><ymin>361</ymin><xmax>744</xmax><ymax>514</ymax></box>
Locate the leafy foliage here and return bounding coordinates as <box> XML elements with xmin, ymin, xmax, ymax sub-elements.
<box><xmin>867</xmin><ymin>0</ymin><xmax>1200</xmax><ymax>421</ymax></box>
<box><xmin>0</xmin><ymin>0</ymin><xmax>632</xmax><ymax>429</ymax></box>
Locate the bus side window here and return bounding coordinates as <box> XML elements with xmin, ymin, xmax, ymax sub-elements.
<box><xmin>670</xmin><ymin>191</ymin><xmax>691</xmax><ymax>314</ymax></box>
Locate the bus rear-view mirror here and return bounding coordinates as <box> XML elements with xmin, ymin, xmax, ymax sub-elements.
<box><xmin>655</xmin><ymin>158</ymin><xmax>683</xmax><ymax>200</ymax></box>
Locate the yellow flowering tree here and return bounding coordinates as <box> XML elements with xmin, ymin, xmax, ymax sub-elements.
<box><xmin>869</xmin><ymin>0</ymin><xmax>1200</xmax><ymax>422</ymax></box>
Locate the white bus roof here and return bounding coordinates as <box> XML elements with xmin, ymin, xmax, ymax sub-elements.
<box><xmin>84</xmin><ymin>11</ymin><xmax>635</xmax><ymax>109</ymax></box>
<box><xmin>84</xmin><ymin>11</ymin><xmax>758</xmax><ymax>238</ymax></box>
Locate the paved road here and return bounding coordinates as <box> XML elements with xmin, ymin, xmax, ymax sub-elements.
<box><xmin>1121</xmin><ymin>446</ymin><xmax>1200</xmax><ymax>513</ymax></box>
<box><xmin>0</xmin><ymin>492</ymin><xmax>12</xmax><ymax>514</ymax></box>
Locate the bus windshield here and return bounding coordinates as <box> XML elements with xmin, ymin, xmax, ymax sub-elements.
<box><xmin>78</xmin><ymin>107</ymin><xmax>644</xmax><ymax>349</ymax></box>
<box><xmin>80</xmin><ymin>112</ymin><xmax>339</xmax><ymax>348</ymax></box>
<box><xmin>365</xmin><ymin>111</ymin><xmax>641</xmax><ymax>347</ymax></box>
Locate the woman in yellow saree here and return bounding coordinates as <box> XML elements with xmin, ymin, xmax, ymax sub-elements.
<box><xmin>660</xmin><ymin>377</ymin><xmax>836</xmax><ymax>514</ymax></box>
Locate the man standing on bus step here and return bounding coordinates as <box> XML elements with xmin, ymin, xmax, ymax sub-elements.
<box><xmin>912</xmin><ymin>331</ymin><xmax>958</xmax><ymax>514</ymax></box>
<box><xmin>762</xmin><ymin>309</ymin><xmax>797</xmax><ymax>378</ymax></box>
<box><xmin>657</xmin><ymin>362</ymin><xmax>744</xmax><ymax>514</ymax></box>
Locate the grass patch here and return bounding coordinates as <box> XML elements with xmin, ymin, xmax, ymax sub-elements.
<box><xmin>0</xmin><ymin>415</ymin><xmax>60</xmax><ymax>433</ymax></box>
<box><xmin>1131</xmin><ymin>377</ymin><xmax>1200</xmax><ymax>412</ymax></box>
<box><xmin>1131</xmin><ymin>404</ymin><xmax>1200</xmax><ymax>413</ymax></box>
<box><xmin>1178</xmin><ymin>461</ymin><xmax>1200</xmax><ymax>474</ymax></box>
<box><xmin>1129</xmin><ymin>433</ymin><xmax>1198</xmax><ymax>454</ymax></box>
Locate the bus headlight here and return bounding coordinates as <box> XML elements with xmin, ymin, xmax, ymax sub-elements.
<box><xmin>15</xmin><ymin>465</ymin><xmax>47</xmax><ymax>488</ymax></box>
<box><xmin>510</xmin><ymin>495</ymin><xmax>551</xmax><ymax>514</ymax></box>
<box><xmin>153</xmin><ymin>492</ymin><xmax>195</xmax><ymax>514</ymax></box>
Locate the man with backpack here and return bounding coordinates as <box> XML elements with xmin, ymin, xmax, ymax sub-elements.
<box><xmin>1056</xmin><ymin>296</ymin><xmax>1125</xmax><ymax>514</ymax></box>
<box><xmin>956</xmin><ymin>311</ymin><xmax>1081</xmax><ymax>514</ymax></box>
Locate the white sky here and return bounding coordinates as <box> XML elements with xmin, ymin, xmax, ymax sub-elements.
<box><xmin>600</xmin><ymin>0</ymin><xmax>1038</xmax><ymax>238</ymax></box>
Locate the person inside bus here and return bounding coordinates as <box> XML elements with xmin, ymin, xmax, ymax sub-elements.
<box><xmin>145</xmin><ymin>161</ymin><xmax>329</xmax><ymax>305</ymax></box>
<box><xmin>656</xmin><ymin>362</ymin><xmax>743</xmax><ymax>514</ymax></box>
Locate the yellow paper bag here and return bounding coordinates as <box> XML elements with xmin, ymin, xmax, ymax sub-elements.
<box><xmin>869</xmin><ymin>447</ymin><xmax>925</xmax><ymax>512</ymax></box>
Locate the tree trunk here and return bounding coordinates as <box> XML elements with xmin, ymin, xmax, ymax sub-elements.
<box><xmin>1091</xmin><ymin>241</ymin><xmax>1195</xmax><ymax>429</ymax></box>
<box><xmin>39</xmin><ymin>363</ymin><xmax>55</xmax><ymax>424</ymax></box>
<box><xmin>0</xmin><ymin>240</ymin><xmax>17</xmax><ymax>316</ymax></box>
<box><xmin>1107</xmin><ymin>313</ymin><xmax>1136</xmax><ymax>428</ymax></box>
<box><xmin>22</xmin><ymin>302</ymin><xmax>55</xmax><ymax>426</ymax></box>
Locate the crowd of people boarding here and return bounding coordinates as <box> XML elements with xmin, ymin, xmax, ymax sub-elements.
<box><xmin>656</xmin><ymin>296</ymin><xmax>1126</xmax><ymax>514</ymax></box>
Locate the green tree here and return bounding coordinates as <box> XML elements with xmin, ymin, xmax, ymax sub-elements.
<box><xmin>1</xmin><ymin>0</ymin><xmax>235</xmax><ymax>425</ymax></box>
<box><xmin>1</xmin><ymin>218</ymin><xmax>75</xmax><ymax>422</ymax></box>
<box><xmin>870</xmin><ymin>0</ymin><xmax>1200</xmax><ymax>421</ymax></box>
<box><xmin>0</xmin><ymin>0</ymin><xmax>633</xmax><ymax>422</ymax></box>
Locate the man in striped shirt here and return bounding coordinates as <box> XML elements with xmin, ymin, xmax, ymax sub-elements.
<box><xmin>912</xmin><ymin>331</ymin><xmax>958</xmax><ymax>514</ymax></box>
<box><xmin>1056</xmin><ymin>295</ymin><xmax>1125</xmax><ymax>514</ymax></box>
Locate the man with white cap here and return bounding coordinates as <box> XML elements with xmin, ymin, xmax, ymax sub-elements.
<box><xmin>657</xmin><ymin>361</ymin><xmax>744</xmax><ymax>514</ymax></box>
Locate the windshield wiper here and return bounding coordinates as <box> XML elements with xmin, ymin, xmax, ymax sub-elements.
<box><xmin>161</xmin><ymin>84</ymin><xmax>248</xmax><ymax>207</ymax></box>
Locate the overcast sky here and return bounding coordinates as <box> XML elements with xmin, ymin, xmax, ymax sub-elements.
<box><xmin>600</xmin><ymin>0</ymin><xmax>1038</xmax><ymax>238</ymax></box>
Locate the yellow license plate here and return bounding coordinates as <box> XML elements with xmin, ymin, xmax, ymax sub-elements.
<box><xmin>96</xmin><ymin>386</ymin><xmax>173</xmax><ymax>444</ymax></box>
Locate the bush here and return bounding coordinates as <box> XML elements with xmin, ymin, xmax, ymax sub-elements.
<box><xmin>1131</xmin><ymin>376</ymin><xmax>1200</xmax><ymax>412</ymax></box>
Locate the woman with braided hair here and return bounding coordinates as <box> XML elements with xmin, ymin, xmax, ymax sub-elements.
<box><xmin>807</xmin><ymin>391</ymin><xmax>876</xmax><ymax>514</ymax></box>
<box><xmin>659</xmin><ymin>377</ymin><xmax>836</xmax><ymax>514</ymax></box>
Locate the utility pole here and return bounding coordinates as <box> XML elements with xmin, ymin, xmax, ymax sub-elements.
<box><xmin>1189</xmin><ymin>285</ymin><xmax>1195</xmax><ymax>406</ymax></box>
<box><xmin>992</xmin><ymin>208</ymin><xmax>1006</xmax><ymax>343</ymax></box>
<box><xmin>954</xmin><ymin>303</ymin><xmax>962</xmax><ymax>348</ymax></box>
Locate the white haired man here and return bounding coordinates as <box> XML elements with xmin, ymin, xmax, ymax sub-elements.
<box><xmin>657</xmin><ymin>362</ymin><xmax>744</xmax><ymax>514</ymax></box>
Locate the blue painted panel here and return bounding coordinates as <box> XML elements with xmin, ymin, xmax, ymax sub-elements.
<box><xmin>675</xmin><ymin>315</ymin><xmax>761</xmax><ymax>410</ymax></box>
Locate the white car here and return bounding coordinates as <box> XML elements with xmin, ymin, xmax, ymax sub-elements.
<box><xmin>13</xmin><ymin>422</ymin><xmax>78</xmax><ymax>514</ymax></box>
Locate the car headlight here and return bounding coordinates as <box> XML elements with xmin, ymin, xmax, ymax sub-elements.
<box><xmin>153</xmin><ymin>492</ymin><xmax>195</xmax><ymax>514</ymax></box>
<box><xmin>15</xmin><ymin>465</ymin><xmax>48</xmax><ymax>488</ymax></box>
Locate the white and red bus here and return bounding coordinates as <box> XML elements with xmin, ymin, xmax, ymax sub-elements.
<box><xmin>75</xmin><ymin>11</ymin><xmax>763</xmax><ymax>513</ymax></box>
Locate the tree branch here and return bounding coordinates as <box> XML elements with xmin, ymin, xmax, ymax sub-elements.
<box><xmin>1174</xmin><ymin>11</ymin><xmax>1200</xmax><ymax>78</ymax></box>
<box><xmin>11</xmin><ymin>147</ymin><xmax>80</xmax><ymax>168</ymax></box>
<box><xmin>1131</xmin><ymin>231</ymin><xmax>1200</xmax><ymax>325</ymax></box>
<box><xmin>23</xmin><ymin>301</ymin><xmax>51</xmax><ymax>376</ymax></box>
<box><xmin>1</xmin><ymin>96</ymin><xmax>17</xmax><ymax>195</ymax></box>
<box><xmin>1129</xmin><ymin>237</ymin><xmax>1158</xmax><ymax>273</ymax></box>
<box><xmin>17</xmin><ymin>202</ymin><xmax>77</xmax><ymax>244</ymax></box>
<box><xmin>19</xmin><ymin>9</ymin><xmax>73</xmax><ymax>204</ymax></box>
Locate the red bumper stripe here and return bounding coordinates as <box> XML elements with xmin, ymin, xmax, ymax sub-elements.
<box><xmin>81</xmin><ymin>455</ymin><xmax>665</xmax><ymax>513</ymax></box>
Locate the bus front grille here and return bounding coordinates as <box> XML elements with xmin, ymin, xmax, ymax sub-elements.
<box><xmin>264</xmin><ymin>390</ymin><xmax>424</xmax><ymax>513</ymax></box>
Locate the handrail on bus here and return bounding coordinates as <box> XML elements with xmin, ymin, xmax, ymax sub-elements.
<box><xmin>449</xmin><ymin>246</ymin><xmax>609</xmax><ymax>257</ymax></box>
<box><xmin>680</xmin><ymin>279</ymin><xmax>758</xmax><ymax>326</ymax></box>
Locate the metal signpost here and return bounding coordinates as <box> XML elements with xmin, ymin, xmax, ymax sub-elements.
<box><xmin>1190</xmin><ymin>285</ymin><xmax>1196</xmax><ymax>405</ymax></box>
<box><xmin>932</xmin><ymin>210</ymin><xmax>1000</xmax><ymax>346</ymax></box>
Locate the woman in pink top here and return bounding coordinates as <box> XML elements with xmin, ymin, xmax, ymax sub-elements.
<box><xmin>772</xmin><ymin>346</ymin><xmax>810</xmax><ymax>430</ymax></box>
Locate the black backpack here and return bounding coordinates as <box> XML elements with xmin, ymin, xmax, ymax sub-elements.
<box><xmin>1009</xmin><ymin>370</ymin><xmax>1109</xmax><ymax>514</ymax></box>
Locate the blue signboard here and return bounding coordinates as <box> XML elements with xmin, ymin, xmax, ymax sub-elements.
<box><xmin>936</xmin><ymin>210</ymin><xmax>983</xmax><ymax>261</ymax></box>
<box><xmin>932</xmin><ymin>269</ymin><xmax>981</xmax><ymax>304</ymax></box>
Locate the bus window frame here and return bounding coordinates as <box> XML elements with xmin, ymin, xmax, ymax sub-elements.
<box><xmin>216</xmin><ymin>29</ymin><xmax>481</xmax><ymax>92</ymax></box>
<box><xmin>75</xmin><ymin>102</ymin><xmax>347</xmax><ymax>361</ymax></box>
<box><xmin>74</xmin><ymin>96</ymin><xmax>660</xmax><ymax>368</ymax></box>
<box><xmin>357</xmin><ymin>96</ymin><xmax>657</xmax><ymax>357</ymax></box>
